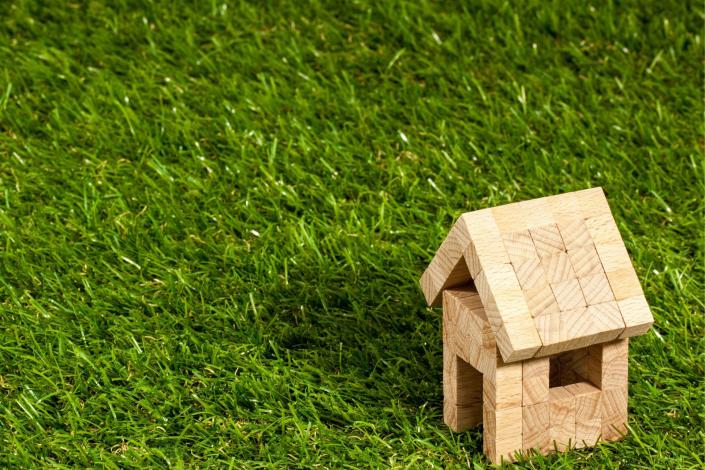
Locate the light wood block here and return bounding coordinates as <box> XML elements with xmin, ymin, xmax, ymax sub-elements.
<box><xmin>495</xmin><ymin>317</ymin><xmax>542</xmax><ymax>362</ymax></box>
<box><xmin>549</xmin><ymin>386</ymin><xmax>576</xmax><ymax>451</ymax></box>
<box><xmin>458</xmin><ymin>210</ymin><xmax>510</xmax><ymax>274</ymax></box>
<box><xmin>547</xmin><ymin>192</ymin><xmax>581</xmax><ymax>226</ymax></box>
<box><xmin>485</xmin><ymin>360</ymin><xmax>522</xmax><ymax>409</ymax></box>
<box><xmin>567</xmin><ymin>244</ymin><xmax>603</xmax><ymax>278</ymax></box>
<box><xmin>534</xmin><ymin>313</ymin><xmax>562</xmax><ymax>356</ymax></box>
<box><xmin>601</xmin><ymin>386</ymin><xmax>628</xmax><ymax>441</ymax></box>
<box><xmin>522</xmin><ymin>402</ymin><xmax>550</xmax><ymax>454</ymax></box>
<box><xmin>595</xmin><ymin>242</ymin><xmax>632</xmax><ymax>272</ymax></box>
<box><xmin>523</xmin><ymin>282</ymin><xmax>560</xmax><ymax>318</ymax></box>
<box><xmin>585</xmin><ymin>213</ymin><xmax>622</xmax><ymax>245</ymax></box>
<box><xmin>492</xmin><ymin>203</ymin><xmax>528</xmax><ymax>234</ymax></box>
<box><xmin>564</xmin><ymin>302</ymin><xmax>624</xmax><ymax>347</ymax></box>
<box><xmin>534</xmin><ymin>303</ymin><xmax>624</xmax><ymax>356</ymax></box>
<box><xmin>502</xmin><ymin>230</ymin><xmax>539</xmax><ymax>265</ymax></box>
<box><xmin>574</xmin><ymin>187</ymin><xmax>612</xmax><ymax>219</ymax></box>
<box><xmin>523</xmin><ymin>357</ymin><xmax>549</xmax><ymax>405</ymax></box>
<box><xmin>551</xmin><ymin>278</ymin><xmax>586</xmax><ymax>311</ymax></box>
<box><xmin>443</xmin><ymin>341</ymin><xmax>483</xmax><ymax>431</ymax></box>
<box><xmin>484</xmin><ymin>404</ymin><xmax>523</xmax><ymax>464</ymax></box>
<box><xmin>443</xmin><ymin>289</ymin><xmax>497</xmax><ymax>376</ymax></box>
<box><xmin>588</xmin><ymin>338</ymin><xmax>628</xmax><ymax>390</ymax></box>
<box><xmin>617</xmin><ymin>295</ymin><xmax>654</xmax><ymax>338</ymax></box>
<box><xmin>475</xmin><ymin>263</ymin><xmax>528</xmax><ymax>329</ymax></box>
<box><xmin>606</xmin><ymin>267</ymin><xmax>644</xmax><ymax>301</ymax></box>
<box><xmin>420</xmin><ymin>220</ymin><xmax>472</xmax><ymax>306</ymax></box>
<box><xmin>557</xmin><ymin>218</ymin><xmax>591</xmax><ymax>251</ymax></box>
<box><xmin>579</xmin><ymin>272</ymin><xmax>615</xmax><ymax>305</ymax></box>
<box><xmin>530</xmin><ymin>224</ymin><xmax>566</xmax><ymax>257</ymax></box>
<box><xmin>520</xmin><ymin>198</ymin><xmax>556</xmax><ymax>228</ymax></box>
<box><xmin>513</xmin><ymin>257</ymin><xmax>546</xmax><ymax>289</ymax></box>
<box><xmin>565</xmin><ymin>382</ymin><xmax>601</xmax><ymax>448</ymax></box>
<box><xmin>541</xmin><ymin>251</ymin><xmax>575</xmax><ymax>283</ymax></box>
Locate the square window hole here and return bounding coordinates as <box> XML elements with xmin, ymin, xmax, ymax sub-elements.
<box><xmin>549</xmin><ymin>347</ymin><xmax>591</xmax><ymax>388</ymax></box>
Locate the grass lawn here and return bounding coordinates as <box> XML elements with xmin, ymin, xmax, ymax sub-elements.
<box><xmin>0</xmin><ymin>0</ymin><xmax>702</xmax><ymax>467</ymax></box>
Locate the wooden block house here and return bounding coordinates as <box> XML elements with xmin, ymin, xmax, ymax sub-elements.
<box><xmin>420</xmin><ymin>188</ymin><xmax>653</xmax><ymax>463</ymax></box>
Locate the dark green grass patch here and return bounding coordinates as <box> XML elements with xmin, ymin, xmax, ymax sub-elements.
<box><xmin>0</xmin><ymin>0</ymin><xmax>702</xmax><ymax>467</ymax></box>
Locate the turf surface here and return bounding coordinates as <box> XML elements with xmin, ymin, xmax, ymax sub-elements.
<box><xmin>0</xmin><ymin>0</ymin><xmax>702</xmax><ymax>467</ymax></box>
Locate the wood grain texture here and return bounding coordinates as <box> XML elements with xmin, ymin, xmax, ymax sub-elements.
<box><xmin>617</xmin><ymin>295</ymin><xmax>654</xmax><ymax>338</ymax></box>
<box><xmin>443</xmin><ymin>341</ymin><xmax>483</xmax><ymax>431</ymax></box>
<box><xmin>502</xmin><ymin>230</ymin><xmax>539</xmax><ymax>265</ymax></box>
<box><xmin>549</xmin><ymin>386</ymin><xmax>576</xmax><ymax>451</ymax></box>
<box><xmin>530</xmin><ymin>224</ymin><xmax>566</xmax><ymax>258</ymax></box>
<box><xmin>588</xmin><ymin>338</ymin><xmax>629</xmax><ymax>390</ymax></box>
<box><xmin>574</xmin><ymin>187</ymin><xmax>612</xmax><ymax>219</ymax></box>
<box><xmin>557</xmin><ymin>218</ymin><xmax>591</xmax><ymax>251</ymax></box>
<box><xmin>579</xmin><ymin>272</ymin><xmax>615</xmax><ymax>305</ymax></box>
<box><xmin>523</xmin><ymin>282</ymin><xmax>560</xmax><ymax>318</ymax></box>
<box><xmin>513</xmin><ymin>257</ymin><xmax>546</xmax><ymax>290</ymax></box>
<box><xmin>551</xmin><ymin>277</ymin><xmax>586</xmax><ymax>311</ymax></box>
<box><xmin>522</xmin><ymin>402</ymin><xmax>550</xmax><ymax>454</ymax></box>
<box><xmin>606</xmin><ymin>267</ymin><xmax>644</xmax><ymax>301</ymax></box>
<box><xmin>601</xmin><ymin>386</ymin><xmax>628</xmax><ymax>441</ymax></box>
<box><xmin>522</xmin><ymin>357</ymin><xmax>549</xmax><ymax>405</ymax></box>
<box><xmin>567</xmin><ymin>244</ymin><xmax>603</xmax><ymax>278</ymax></box>
<box><xmin>565</xmin><ymin>382</ymin><xmax>601</xmax><ymax>448</ymax></box>
<box><xmin>541</xmin><ymin>251</ymin><xmax>575</xmax><ymax>284</ymax></box>
<box><xmin>585</xmin><ymin>213</ymin><xmax>622</xmax><ymax>245</ymax></box>
<box><xmin>483</xmin><ymin>404</ymin><xmax>523</xmax><ymax>464</ymax></box>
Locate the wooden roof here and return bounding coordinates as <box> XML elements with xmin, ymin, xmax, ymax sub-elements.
<box><xmin>420</xmin><ymin>187</ymin><xmax>653</xmax><ymax>363</ymax></box>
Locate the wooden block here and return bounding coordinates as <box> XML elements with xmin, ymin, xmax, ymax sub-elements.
<box><xmin>546</xmin><ymin>192</ymin><xmax>582</xmax><ymax>226</ymax></box>
<box><xmin>495</xmin><ymin>318</ymin><xmax>542</xmax><ymax>363</ymax></box>
<box><xmin>443</xmin><ymin>341</ymin><xmax>483</xmax><ymax>431</ymax></box>
<box><xmin>475</xmin><ymin>263</ymin><xmax>529</xmax><ymax>330</ymax></box>
<box><xmin>520</xmin><ymin>197</ymin><xmax>556</xmax><ymax>228</ymax></box>
<box><xmin>523</xmin><ymin>282</ymin><xmax>560</xmax><ymax>318</ymax></box>
<box><xmin>458</xmin><ymin>210</ymin><xmax>510</xmax><ymax>273</ymax></box>
<box><xmin>530</xmin><ymin>224</ymin><xmax>566</xmax><ymax>257</ymax></box>
<box><xmin>557</xmin><ymin>218</ymin><xmax>591</xmax><ymax>251</ymax></box>
<box><xmin>534</xmin><ymin>313</ymin><xmax>562</xmax><ymax>356</ymax></box>
<box><xmin>485</xmin><ymin>360</ymin><xmax>522</xmax><ymax>409</ymax></box>
<box><xmin>564</xmin><ymin>302</ymin><xmax>624</xmax><ymax>347</ymax></box>
<box><xmin>579</xmin><ymin>272</ymin><xmax>615</xmax><ymax>305</ymax></box>
<box><xmin>541</xmin><ymin>251</ymin><xmax>575</xmax><ymax>284</ymax></box>
<box><xmin>513</xmin><ymin>257</ymin><xmax>546</xmax><ymax>289</ymax></box>
<box><xmin>595</xmin><ymin>243</ymin><xmax>632</xmax><ymax>273</ymax></box>
<box><xmin>420</xmin><ymin>220</ymin><xmax>472</xmax><ymax>306</ymax></box>
<box><xmin>585</xmin><ymin>213</ymin><xmax>622</xmax><ymax>245</ymax></box>
<box><xmin>549</xmin><ymin>386</ymin><xmax>576</xmax><ymax>451</ymax></box>
<box><xmin>492</xmin><ymin>203</ymin><xmax>528</xmax><ymax>234</ymax></box>
<box><xmin>551</xmin><ymin>278</ymin><xmax>586</xmax><ymax>311</ymax></box>
<box><xmin>606</xmin><ymin>267</ymin><xmax>644</xmax><ymax>301</ymax></box>
<box><xmin>565</xmin><ymin>382</ymin><xmax>601</xmax><ymax>448</ymax></box>
<box><xmin>617</xmin><ymin>295</ymin><xmax>654</xmax><ymax>338</ymax></box>
<box><xmin>588</xmin><ymin>338</ymin><xmax>628</xmax><ymax>390</ymax></box>
<box><xmin>574</xmin><ymin>187</ymin><xmax>611</xmax><ymax>219</ymax></box>
<box><xmin>502</xmin><ymin>230</ymin><xmax>539</xmax><ymax>265</ymax></box>
<box><xmin>601</xmin><ymin>386</ymin><xmax>628</xmax><ymax>441</ymax></box>
<box><xmin>534</xmin><ymin>303</ymin><xmax>624</xmax><ymax>357</ymax></box>
<box><xmin>443</xmin><ymin>289</ymin><xmax>497</xmax><ymax>375</ymax></box>
<box><xmin>484</xmin><ymin>405</ymin><xmax>523</xmax><ymax>464</ymax></box>
<box><xmin>523</xmin><ymin>357</ymin><xmax>549</xmax><ymax>405</ymax></box>
<box><xmin>522</xmin><ymin>402</ymin><xmax>550</xmax><ymax>454</ymax></box>
<box><xmin>567</xmin><ymin>244</ymin><xmax>603</xmax><ymax>278</ymax></box>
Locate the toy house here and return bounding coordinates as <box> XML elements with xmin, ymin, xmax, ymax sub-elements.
<box><xmin>419</xmin><ymin>188</ymin><xmax>653</xmax><ymax>463</ymax></box>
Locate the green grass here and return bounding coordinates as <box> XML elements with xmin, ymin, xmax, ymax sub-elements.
<box><xmin>0</xmin><ymin>0</ymin><xmax>702</xmax><ymax>467</ymax></box>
